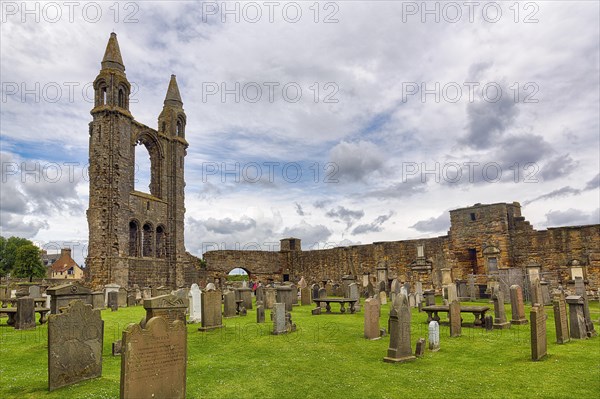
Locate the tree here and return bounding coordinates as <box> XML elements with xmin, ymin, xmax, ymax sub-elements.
<box><xmin>13</xmin><ymin>244</ymin><xmax>46</xmax><ymax>282</ymax></box>
<box><xmin>0</xmin><ymin>236</ymin><xmax>35</xmax><ymax>277</ymax></box>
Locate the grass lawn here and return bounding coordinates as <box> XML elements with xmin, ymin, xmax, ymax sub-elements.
<box><xmin>0</xmin><ymin>298</ymin><xmax>598</xmax><ymax>399</ymax></box>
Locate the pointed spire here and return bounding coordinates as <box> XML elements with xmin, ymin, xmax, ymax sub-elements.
<box><xmin>101</xmin><ymin>32</ymin><xmax>125</xmax><ymax>72</ymax></box>
<box><xmin>164</xmin><ymin>74</ymin><xmax>183</xmax><ymax>106</ymax></box>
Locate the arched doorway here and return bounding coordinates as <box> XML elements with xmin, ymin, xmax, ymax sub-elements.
<box><xmin>227</xmin><ymin>267</ymin><xmax>251</xmax><ymax>282</ymax></box>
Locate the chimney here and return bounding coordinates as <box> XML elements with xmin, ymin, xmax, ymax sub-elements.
<box><xmin>61</xmin><ymin>248</ymin><xmax>72</xmax><ymax>257</ymax></box>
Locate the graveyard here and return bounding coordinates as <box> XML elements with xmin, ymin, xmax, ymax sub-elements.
<box><xmin>0</xmin><ymin>294</ymin><xmax>598</xmax><ymax>399</ymax></box>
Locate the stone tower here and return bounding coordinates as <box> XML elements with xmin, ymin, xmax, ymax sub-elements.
<box><xmin>87</xmin><ymin>33</ymin><xmax>192</xmax><ymax>289</ymax></box>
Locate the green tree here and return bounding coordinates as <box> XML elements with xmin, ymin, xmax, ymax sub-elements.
<box><xmin>13</xmin><ymin>244</ymin><xmax>46</xmax><ymax>282</ymax></box>
<box><xmin>0</xmin><ymin>236</ymin><xmax>35</xmax><ymax>277</ymax></box>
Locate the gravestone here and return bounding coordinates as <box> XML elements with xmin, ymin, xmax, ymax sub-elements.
<box><xmin>15</xmin><ymin>297</ymin><xmax>36</xmax><ymax>330</ymax></box>
<box><xmin>428</xmin><ymin>321</ymin><xmax>440</xmax><ymax>351</ymax></box>
<box><xmin>142</xmin><ymin>287</ymin><xmax>152</xmax><ymax>299</ymax></box>
<box><xmin>530</xmin><ymin>305</ymin><xmax>547</xmax><ymax>361</ymax></box>
<box><xmin>493</xmin><ymin>291</ymin><xmax>510</xmax><ymax>329</ymax></box>
<box><xmin>286</xmin><ymin>310</ymin><xmax>297</xmax><ymax>333</ymax></box>
<box><xmin>552</xmin><ymin>294</ymin><xmax>569</xmax><ymax>344</ymax></box>
<box><xmin>126</xmin><ymin>294</ymin><xmax>136</xmax><ymax>307</ymax></box>
<box><xmin>205</xmin><ymin>282</ymin><xmax>216</xmax><ymax>291</ymax></box>
<box><xmin>366</xmin><ymin>281</ymin><xmax>375</xmax><ymax>298</ymax></box>
<box><xmin>223</xmin><ymin>290</ymin><xmax>237</xmax><ymax>318</ymax></box>
<box><xmin>28</xmin><ymin>285</ymin><xmax>41</xmax><ymax>298</ymax></box>
<box><xmin>364</xmin><ymin>298</ymin><xmax>381</xmax><ymax>340</ymax></box>
<box><xmin>531</xmin><ymin>280</ymin><xmax>544</xmax><ymax>307</ymax></box>
<box><xmin>120</xmin><ymin>317</ymin><xmax>186</xmax><ymax>399</ymax></box>
<box><xmin>48</xmin><ymin>300</ymin><xmax>103</xmax><ymax>391</ymax></box>
<box><xmin>566</xmin><ymin>295</ymin><xmax>587</xmax><ymax>339</ymax></box>
<box><xmin>118</xmin><ymin>287</ymin><xmax>127</xmax><ymax>307</ymax></box>
<box><xmin>255</xmin><ymin>285</ymin><xmax>264</xmax><ymax>303</ymax></box>
<box><xmin>276</xmin><ymin>286</ymin><xmax>294</xmax><ymax>311</ymax></box>
<box><xmin>272</xmin><ymin>303</ymin><xmax>287</xmax><ymax>335</ymax></box>
<box><xmin>424</xmin><ymin>290</ymin><xmax>435</xmax><ymax>306</ymax></box>
<box><xmin>311</xmin><ymin>284</ymin><xmax>320</xmax><ymax>303</ymax></box>
<box><xmin>112</xmin><ymin>340</ymin><xmax>122</xmax><ymax>356</ymax></box>
<box><xmin>300</xmin><ymin>287</ymin><xmax>311</xmax><ymax>306</ymax></box>
<box><xmin>390</xmin><ymin>279</ymin><xmax>400</xmax><ymax>303</ymax></box>
<box><xmin>378</xmin><ymin>280</ymin><xmax>386</xmax><ymax>294</ymax></box>
<box><xmin>236</xmin><ymin>287</ymin><xmax>253</xmax><ymax>310</ymax></box>
<box><xmin>415</xmin><ymin>282</ymin><xmax>423</xmax><ymax>304</ymax></box>
<box><xmin>449</xmin><ymin>300</ymin><xmax>461</xmax><ymax>337</ymax></box>
<box><xmin>383</xmin><ymin>294</ymin><xmax>415</xmax><ymax>363</ymax></box>
<box><xmin>103</xmin><ymin>283</ymin><xmax>120</xmax><ymax>306</ymax></box>
<box><xmin>415</xmin><ymin>338</ymin><xmax>426</xmax><ymax>357</ymax></box>
<box><xmin>46</xmin><ymin>284</ymin><xmax>92</xmax><ymax>314</ymax></box>
<box><xmin>349</xmin><ymin>283</ymin><xmax>360</xmax><ymax>311</ymax></box>
<box><xmin>468</xmin><ymin>275</ymin><xmax>476</xmax><ymax>300</ymax></box>
<box><xmin>291</xmin><ymin>284</ymin><xmax>299</xmax><ymax>306</ymax></box>
<box><xmin>264</xmin><ymin>288</ymin><xmax>277</xmax><ymax>310</ymax></box>
<box><xmin>256</xmin><ymin>304</ymin><xmax>265</xmax><ymax>323</ymax></box>
<box><xmin>540</xmin><ymin>281</ymin><xmax>552</xmax><ymax>306</ymax></box>
<box><xmin>143</xmin><ymin>294</ymin><xmax>188</xmax><ymax>325</ymax></box>
<box><xmin>484</xmin><ymin>315</ymin><xmax>493</xmax><ymax>331</ymax></box>
<box><xmin>199</xmin><ymin>289</ymin><xmax>223</xmax><ymax>331</ymax></box>
<box><xmin>188</xmin><ymin>284</ymin><xmax>202</xmax><ymax>324</ymax></box>
<box><xmin>91</xmin><ymin>292</ymin><xmax>104</xmax><ymax>310</ymax></box>
<box><xmin>108</xmin><ymin>291</ymin><xmax>119</xmax><ymax>311</ymax></box>
<box><xmin>509</xmin><ymin>285</ymin><xmax>528</xmax><ymax>325</ymax></box>
<box><xmin>379</xmin><ymin>291</ymin><xmax>387</xmax><ymax>305</ymax></box>
<box><xmin>318</xmin><ymin>288</ymin><xmax>327</xmax><ymax>309</ymax></box>
<box><xmin>573</xmin><ymin>277</ymin><xmax>596</xmax><ymax>337</ymax></box>
<box><xmin>408</xmin><ymin>293</ymin><xmax>417</xmax><ymax>308</ymax></box>
<box><xmin>325</xmin><ymin>282</ymin><xmax>334</xmax><ymax>296</ymax></box>
<box><xmin>445</xmin><ymin>284</ymin><xmax>458</xmax><ymax>303</ymax></box>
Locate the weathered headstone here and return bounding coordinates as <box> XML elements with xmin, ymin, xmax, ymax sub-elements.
<box><xmin>493</xmin><ymin>291</ymin><xmax>510</xmax><ymax>329</ymax></box>
<box><xmin>264</xmin><ymin>288</ymin><xmax>276</xmax><ymax>310</ymax></box>
<box><xmin>300</xmin><ymin>287</ymin><xmax>311</xmax><ymax>306</ymax></box>
<box><xmin>408</xmin><ymin>293</ymin><xmax>417</xmax><ymax>308</ymax></box>
<box><xmin>188</xmin><ymin>284</ymin><xmax>202</xmax><ymax>323</ymax></box>
<box><xmin>28</xmin><ymin>285</ymin><xmax>41</xmax><ymax>298</ymax></box>
<box><xmin>390</xmin><ymin>279</ymin><xmax>400</xmax><ymax>303</ymax></box>
<box><xmin>118</xmin><ymin>287</ymin><xmax>127</xmax><ymax>308</ymax></box>
<box><xmin>552</xmin><ymin>294</ymin><xmax>569</xmax><ymax>344</ymax></box>
<box><xmin>428</xmin><ymin>321</ymin><xmax>440</xmax><ymax>351</ymax></box>
<box><xmin>349</xmin><ymin>283</ymin><xmax>360</xmax><ymax>312</ymax></box>
<box><xmin>48</xmin><ymin>300</ymin><xmax>103</xmax><ymax>391</ymax></box>
<box><xmin>103</xmin><ymin>283</ymin><xmax>120</xmax><ymax>306</ymax></box>
<box><xmin>379</xmin><ymin>291</ymin><xmax>388</xmax><ymax>305</ymax></box>
<box><xmin>236</xmin><ymin>287</ymin><xmax>253</xmax><ymax>310</ymax></box>
<box><xmin>530</xmin><ymin>305</ymin><xmax>547</xmax><ymax>361</ymax></box>
<box><xmin>311</xmin><ymin>284</ymin><xmax>320</xmax><ymax>303</ymax></box>
<box><xmin>318</xmin><ymin>288</ymin><xmax>327</xmax><ymax>309</ymax></box>
<box><xmin>531</xmin><ymin>279</ymin><xmax>544</xmax><ymax>307</ymax></box>
<box><xmin>484</xmin><ymin>315</ymin><xmax>493</xmax><ymax>331</ymax></box>
<box><xmin>540</xmin><ymin>281</ymin><xmax>552</xmax><ymax>306</ymax></box>
<box><xmin>449</xmin><ymin>299</ymin><xmax>461</xmax><ymax>337</ymax></box>
<box><xmin>272</xmin><ymin>303</ymin><xmax>287</xmax><ymax>335</ymax></box>
<box><xmin>509</xmin><ymin>285</ymin><xmax>528</xmax><ymax>325</ymax></box>
<box><xmin>468</xmin><ymin>274</ymin><xmax>476</xmax><ymax>300</ymax></box>
<box><xmin>446</xmin><ymin>284</ymin><xmax>458</xmax><ymax>303</ymax></box>
<box><xmin>383</xmin><ymin>294</ymin><xmax>415</xmax><ymax>363</ymax></box>
<box><xmin>15</xmin><ymin>297</ymin><xmax>36</xmax><ymax>330</ymax></box>
<box><xmin>255</xmin><ymin>285</ymin><xmax>264</xmax><ymax>304</ymax></box>
<box><xmin>566</xmin><ymin>295</ymin><xmax>587</xmax><ymax>339</ymax></box>
<box><xmin>223</xmin><ymin>290</ymin><xmax>237</xmax><ymax>318</ymax></box>
<box><xmin>126</xmin><ymin>294</ymin><xmax>136</xmax><ymax>307</ymax></box>
<box><xmin>424</xmin><ymin>290</ymin><xmax>435</xmax><ymax>306</ymax></box>
<box><xmin>366</xmin><ymin>281</ymin><xmax>375</xmax><ymax>298</ymax></box>
<box><xmin>415</xmin><ymin>338</ymin><xmax>426</xmax><ymax>357</ymax></box>
<box><xmin>120</xmin><ymin>317</ymin><xmax>186</xmax><ymax>399</ymax></box>
<box><xmin>378</xmin><ymin>280</ymin><xmax>386</xmax><ymax>294</ymax></box>
<box><xmin>415</xmin><ymin>282</ymin><xmax>423</xmax><ymax>304</ymax></box>
<box><xmin>276</xmin><ymin>286</ymin><xmax>294</xmax><ymax>311</ymax></box>
<box><xmin>199</xmin><ymin>289</ymin><xmax>223</xmax><ymax>331</ymax></box>
<box><xmin>256</xmin><ymin>304</ymin><xmax>265</xmax><ymax>323</ymax></box>
<box><xmin>112</xmin><ymin>340</ymin><xmax>122</xmax><ymax>356</ymax></box>
<box><xmin>573</xmin><ymin>277</ymin><xmax>596</xmax><ymax>337</ymax></box>
<box><xmin>364</xmin><ymin>298</ymin><xmax>381</xmax><ymax>340</ymax></box>
<box><xmin>108</xmin><ymin>291</ymin><xmax>119</xmax><ymax>311</ymax></box>
<box><xmin>91</xmin><ymin>292</ymin><xmax>104</xmax><ymax>310</ymax></box>
<box><xmin>143</xmin><ymin>294</ymin><xmax>188</xmax><ymax>325</ymax></box>
<box><xmin>205</xmin><ymin>282</ymin><xmax>216</xmax><ymax>291</ymax></box>
<box><xmin>46</xmin><ymin>284</ymin><xmax>92</xmax><ymax>314</ymax></box>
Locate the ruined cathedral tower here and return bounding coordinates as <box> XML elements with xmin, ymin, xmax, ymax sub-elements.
<box><xmin>86</xmin><ymin>33</ymin><xmax>194</xmax><ymax>288</ymax></box>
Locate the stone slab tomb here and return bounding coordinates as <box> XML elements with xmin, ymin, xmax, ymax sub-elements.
<box><xmin>120</xmin><ymin>317</ymin><xmax>187</xmax><ymax>399</ymax></box>
<box><xmin>48</xmin><ymin>300</ymin><xmax>103</xmax><ymax>391</ymax></box>
<box><xmin>143</xmin><ymin>294</ymin><xmax>188</xmax><ymax>325</ymax></box>
<box><xmin>46</xmin><ymin>283</ymin><xmax>92</xmax><ymax>315</ymax></box>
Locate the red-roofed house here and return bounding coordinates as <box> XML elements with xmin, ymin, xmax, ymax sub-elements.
<box><xmin>49</xmin><ymin>248</ymin><xmax>84</xmax><ymax>280</ymax></box>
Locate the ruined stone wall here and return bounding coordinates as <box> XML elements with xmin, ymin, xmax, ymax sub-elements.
<box><xmin>202</xmin><ymin>250</ymin><xmax>283</xmax><ymax>282</ymax></box>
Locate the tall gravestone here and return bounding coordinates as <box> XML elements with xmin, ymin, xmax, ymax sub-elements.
<box><xmin>256</xmin><ymin>303</ymin><xmax>265</xmax><ymax>323</ymax></box>
<box><xmin>300</xmin><ymin>287</ymin><xmax>311</xmax><ymax>306</ymax></box>
<box><xmin>349</xmin><ymin>283</ymin><xmax>360</xmax><ymax>312</ymax></box>
<box><xmin>118</xmin><ymin>287</ymin><xmax>127</xmax><ymax>308</ymax></box>
<box><xmin>143</xmin><ymin>294</ymin><xmax>188</xmax><ymax>325</ymax></box>
<box><xmin>428</xmin><ymin>321</ymin><xmax>440</xmax><ymax>351</ymax></box>
<box><xmin>566</xmin><ymin>295</ymin><xmax>587</xmax><ymax>339</ymax></box>
<box><xmin>15</xmin><ymin>297</ymin><xmax>36</xmax><ymax>330</ymax></box>
<box><xmin>449</xmin><ymin>300</ymin><xmax>461</xmax><ymax>337</ymax></box>
<box><xmin>120</xmin><ymin>317</ymin><xmax>186</xmax><ymax>399</ymax></box>
<box><xmin>264</xmin><ymin>288</ymin><xmax>276</xmax><ymax>310</ymax></box>
<box><xmin>390</xmin><ymin>279</ymin><xmax>400</xmax><ymax>303</ymax></box>
<box><xmin>493</xmin><ymin>291</ymin><xmax>510</xmax><ymax>329</ymax></box>
<box><xmin>48</xmin><ymin>300</ymin><xmax>103</xmax><ymax>391</ymax></box>
<box><xmin>573</xmin><ymin>277</ymin><xmax>596</xmax><ymax>337</ymax></box>
<box><xmin>272</xmin><ymin>303</ymin><xmax>287</xmax><ymax>335</ymax></box>
<box><xmin>318</xmin><ymin>288</ymin><xmax>327</xmax><ymax>309</ymax></box>
<box><xmin>276</xmin><ymin>286</ymin><xmax>294</xmax><ymax>311</ymax></box>
<box><xmin>552</xmin><ymin>294</ymin><xmax>569</xmax><ymax>344</ymax></box>
<box><xmin>509</xmin><ymin>285</ymin><xmax>528</xmax><ymax>325</ymax></box>
<box><xmin>108</xmin><ymin>291</ymin><xmax>119</xmax><ymax>311</ymax></box>
<box><xmin>188</xmin><ymin>284</ymin><xmax>202</xmax><ymax>323</ymax></box>
<box><xmin>383</xmin><ymin>294</ymin><xmax>415</xmax><ymax>363</ymax></box>
<box><xmin>199</xmin><ymin>290</ymin><xmax>223</xmax><ymax>331</ymax></box>
<box><xmin>91</xmin><ymin>292</ymin><xmax>104</xmax><ymax>310</ymax></box>
<box><xmin>530</xmin><ymin>305</ymin><xmax>547</xmax><ymax>361</ymax></box>
<box><xmin>364</xmin><ymin>298</ymin><xmax>381</xmax><ymax>340</ymax></box>
<box><xmin>379</xmin><ymin>291</ymin><xmax>388</xmax><ymax>305</ymax></box>
<box><xmin>311</xmin><ymin>284</ymin><xmax>320</xmax><ymax>303</ymax></box>
<box><xmin>223</xmin><ymin>290</ymin><xmax>237</xmax><ymax>318</ymax></box>
<box><xmin>236</xmin><ymin>287</ymin><xmax>253</xmax><ymax>310</ymax></box>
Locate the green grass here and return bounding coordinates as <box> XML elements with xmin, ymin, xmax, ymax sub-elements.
<box><xmin>0</xmin><ymin>299</ymin><xmax>599</xmax><ymax>399</ymax></box>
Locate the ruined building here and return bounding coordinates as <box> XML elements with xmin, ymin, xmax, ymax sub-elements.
<box><xmin>86</xmin><ymin>33</ymin><xmax>200</xmax><ymax>289</ymax></box>
<box><xmin>203</xmin><ymin>202</ymin><xmax>600</xmax><ymax>290</ymax></box>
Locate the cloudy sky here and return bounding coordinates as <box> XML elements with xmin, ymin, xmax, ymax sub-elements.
<box><xmin>1</xmin><ymin>1</ymin><xmax>599</xmax><ymax>264</ymax></box>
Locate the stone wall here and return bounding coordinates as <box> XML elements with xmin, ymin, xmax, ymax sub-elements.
<box><xmin>203</xmin><ymin>202</ymin><xmax>600</xmax><ymax>290</ymax></box>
